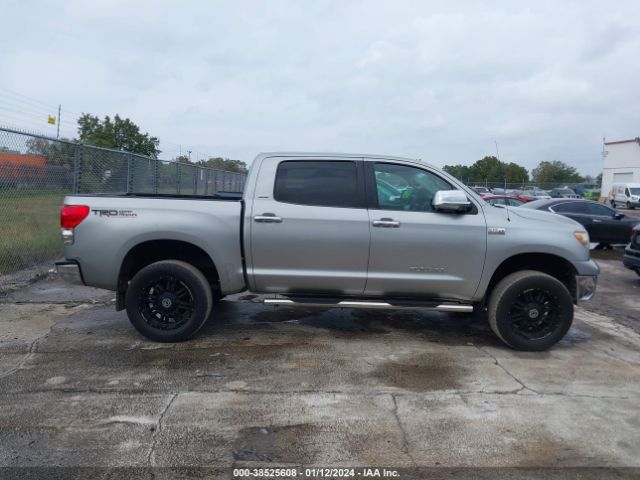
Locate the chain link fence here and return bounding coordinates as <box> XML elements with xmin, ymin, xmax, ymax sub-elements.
<box><xmin>0</xmin><ymin>126</ymin><xmax>246</xmax><ymax>292</ymax></box>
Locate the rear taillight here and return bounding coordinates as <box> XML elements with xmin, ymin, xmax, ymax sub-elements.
<box><xmin>60</xmin><ymin>205</ymin><xmax>90</xmax><ymax>245</ymax></box>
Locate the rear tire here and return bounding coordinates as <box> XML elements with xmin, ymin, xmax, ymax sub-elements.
<box><xmin>125</xmin><ymin>260</ymin><xmax>213</xmax><ymax>342</ymax></box>
<box><xmin>488</xmin><ymin>270</ymin><xmax>573</xmax><ymax>351</ymax></box>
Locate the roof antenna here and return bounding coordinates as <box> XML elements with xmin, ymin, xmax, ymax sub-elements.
<box><xmin>495</xmin><ymin>140</ymin><xmax>510</xmax><ymax>222</ymax></box>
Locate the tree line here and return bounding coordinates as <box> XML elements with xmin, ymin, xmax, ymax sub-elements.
<box><xmin>443</xmin><ymin>156</ymin><xmax>600</xmax><ymax>186</ymax></box>
<box><xmin>25</xmin><ymin>112</ymin><xmax>596</xmax><ymax>182</ymax></box>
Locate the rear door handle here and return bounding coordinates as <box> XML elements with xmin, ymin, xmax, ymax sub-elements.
<box><xmin>372</xmin><ymin>218</ymin><xmax>401</xmax><ymax>228</ymax></box>
<box><xmin>254</xmin><ymin>213</ymin><xmax>283</xmax><ymax>223</ymax></box>
<box><xmin>592</xmin><ymin>219</ymin><xmax>602</xmax><ymax>223</ymax></box>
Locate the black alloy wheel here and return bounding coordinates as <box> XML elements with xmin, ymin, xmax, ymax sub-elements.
<box><xmin>125</xmin><ymin>260</ymin><xmax>213</xmax><ymax>342</ymax></box>
<box><xmin>488</xmin><ymin>270</ymin><xmax>574</xmax><ymax>351</ymax></box>
<box><xmin>507</xmin><ymin>287</ymin><xmax>560</xmax><ymax>341</ymax></box>
<box><xmin>138</xmin><ymin>275</ymin><xmax>195</xmax><ymax>331</ymax></box>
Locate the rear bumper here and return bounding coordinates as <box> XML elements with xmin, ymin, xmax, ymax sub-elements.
<box><xmin>54</xmin><ymin>260</ymin><xmax>85</xmax><ymax>286</ymax></box>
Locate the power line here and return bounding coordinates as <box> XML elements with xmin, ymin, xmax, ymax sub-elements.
<box><xmin>0</xmin><ymin>107</ymin><xmax>78</xmax><ymax>132</ymax></box>
<box><xmin>0</xmin><ymin>87</ymin><xmax>58</xmax><ymax>110</ymax></box>
<box><xmin>0</xmin><ymin>89</ymin><xmax>84</xmax><ymax>119</ymax></box>
<box><xmin>0</xmin><ymin>97</ymin><xmax>61</xmax><ymax>118</ymax></box>
<box><xmin>0</xmin><ymin>115</ymin><xmax>74</xmax><ymax>138</ymax></box>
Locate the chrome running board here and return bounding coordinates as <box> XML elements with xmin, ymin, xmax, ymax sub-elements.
<box><xmin>263</xmin><ymin>298</ymin><xmax>473</xmax><ymax>313</ymax></box>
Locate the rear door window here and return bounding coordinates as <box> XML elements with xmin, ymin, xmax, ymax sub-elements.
<box><xmin>274</xmin><ymin>160</ymin><xmax>363</xmax><ymax>208</ymax></box>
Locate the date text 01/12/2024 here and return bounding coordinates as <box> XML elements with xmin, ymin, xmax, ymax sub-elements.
<box><xmin>232</xmin><ymin>467</ymin><xmax>400</xmax><ymax>478</ymax></box>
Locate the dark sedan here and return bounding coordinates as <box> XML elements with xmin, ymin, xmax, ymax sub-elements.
<box><xmin>521</xmin><ymin>199</ymin><xmax>640</xmax><ymax>245</ymax></box>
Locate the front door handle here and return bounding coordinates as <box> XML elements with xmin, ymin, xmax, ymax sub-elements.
<box><xmin>592</xmin><ymin>219</ymin><xmax>602</xmax><ymax>223</ymax></box>
<box><xmin>254</xmin><ymin>213</ymin><xmax>283</xmax><ymax>223</ymax></box>
<box><xmin>372</xmin><ymin>218</ymin><xmax>401</xmax><ymax>228</ymax></box>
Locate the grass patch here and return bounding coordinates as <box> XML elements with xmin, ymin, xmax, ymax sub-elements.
<box><xmin>0</xmin><ymin>190</ymin><xmax>66</xmax><ymax>275</ymax></box>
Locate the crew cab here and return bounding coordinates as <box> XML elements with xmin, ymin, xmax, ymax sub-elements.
<box><xmin>56</xmin><ymin>153</ymin><xmax>599</xmax><ymax>351</ymax></box>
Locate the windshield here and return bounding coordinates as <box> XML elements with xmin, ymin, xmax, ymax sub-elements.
<box><xmin>630</xmin><ymin>188</ymin><xmax>640</xmax><ymax>195</ymax></box>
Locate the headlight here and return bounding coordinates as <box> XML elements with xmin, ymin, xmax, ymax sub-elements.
<box><xmin>574</xmin><ymin>231</ymin><xmax>589</xmax><ymax>246</ymax></box>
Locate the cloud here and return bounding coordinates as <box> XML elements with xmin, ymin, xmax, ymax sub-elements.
<box><xmin>1</xmin><ymin>0</ymin><xmax>639</xmax><ymax>175</ymax></box>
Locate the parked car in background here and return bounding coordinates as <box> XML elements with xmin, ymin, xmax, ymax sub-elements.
<box><xmin>509</xmin><ymin>190</ymin><xmax>537</xmax><ymax>202</ymax></box>
<box><xmin>550</xmin><ymin>188</ymin><xmax>579</xmax><ymax>199</ymax></box>
<box><xmin>610</xmin><ymin>183</ymin><xmax>640</xmax><ymax>210</ymax></box>
<box><xmin>623</xmin><ymin>225</ymin><xmax>640</xmax><ymax>276</ymax></box>
<box><xmin>523</xmin><ymin>189</ymin><xmax>551</xmax><ymax>200</ymax></box>
<box><xmin>572</xmin><ymin>184</ymin><xmax>599</xmax><ymax>198</ymax></box>
<box><xmin>482</xmin><ymin>195</ymin><xmax>525</xmax><ymax>207</ymax></box>
<box><xmin>583</xmin><ymin>188</ymin><xmax>601</xmax><ymax>201</ymax></box>
<box><xmin>472</xmin><ymin>186</ymin><xmax>491</xmax><ymax>195</ymax></box>
<box><xmin>522</xmin><ymin>199</ymin><xmax>640</xmax><ymax>245</ymax></box>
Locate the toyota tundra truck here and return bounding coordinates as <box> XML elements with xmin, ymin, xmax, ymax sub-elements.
<box><xmin>55</xmin><ymin>153</ymin><xmax>599</xmax><ymax>351</ymax></box>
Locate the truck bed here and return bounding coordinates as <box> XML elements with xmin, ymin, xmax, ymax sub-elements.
<box><xmin>69</xmin><ymin>191</ymin><xmax>244</xmax><ymax>201</ymax></box>
<box><xmin>62</xmin><ymin>193</ymin><xmax>245</xmax><ymax>293</ymax></box>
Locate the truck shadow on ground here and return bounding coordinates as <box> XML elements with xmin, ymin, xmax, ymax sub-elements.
<box><xmin>207</xmin><ymin>299</ymin><xmax>593</xmax><ymax>350</ymax></box>
<box><xmin>209</xmin><ymin>300</ymin><xmax>503</xmax><ymax>348</ymax></box>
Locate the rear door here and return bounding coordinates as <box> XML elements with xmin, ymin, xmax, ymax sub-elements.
<box><xmin>249</xmin><ymin>158</ymin><xmax>370</xmax><ymax>295</ymax></box>
<box><xmin>364</xmin><ymin>161</ymin><xmax>487</xmax><ymax>300</ymax></box>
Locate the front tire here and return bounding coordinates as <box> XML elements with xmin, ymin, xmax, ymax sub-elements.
<box><xmin>125</xmin><ymin>260</ymin><xmax>213</xmax><ymax>342</ymax></box>
<box><xmin>488</xmin><ymin>270</ymin><xmax>574</xmax><ymax>351</ymax></box>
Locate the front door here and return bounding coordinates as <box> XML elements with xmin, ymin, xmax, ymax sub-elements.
<box><xmin>249</xmin><ymin>158</ymin><xmax>370</xmax><ymax>295</ymax></box>
<box><xmin>364</xmin><ymin>161</ymin><xmax>487</xmax><ymax>300</ymax></box>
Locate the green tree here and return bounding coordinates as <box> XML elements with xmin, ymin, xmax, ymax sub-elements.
<box><xmin>197</xmin><ymin>157</ymin><xmax>248</xmax><ymax>173</ymax></box>
<box><xmin>77</xmin><ymin>113</ymin><xmax>160</xmax><ymax>158</ymax></box>
<box><xmin>25</xmin><ymin>137</ymin><xmax>77</xmax><ymax>167</ymax></box>
<box><xmin>443</xmin><ymin>156</ymin><xmax>529</xmax><ymax>184</ymax></box>
<box><xmin>442</xmin><ymin>164</ymin><xmax>472</xmax><ymax>181</ymax></box>
<box><xmin>531</xmin><ymin>161</ymin><xmax>584</xmax><ymax>184</ymax></box>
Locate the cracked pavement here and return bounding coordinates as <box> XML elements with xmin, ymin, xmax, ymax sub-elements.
<box><xmin>0</xmin><ymin>260</ymin><xmax>639</xmax><ymax>472</ymax></box>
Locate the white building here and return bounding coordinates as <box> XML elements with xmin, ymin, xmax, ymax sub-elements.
<box><xmin>601</xmin><ymin>137</ymin><xmax>640</xmax><ymax>199</ymax></box>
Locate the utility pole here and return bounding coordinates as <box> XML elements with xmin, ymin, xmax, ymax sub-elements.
<box><xmin>57</xmin><ymin>104</ymin><xmax>61</xmax><ymax>139</ymax></box>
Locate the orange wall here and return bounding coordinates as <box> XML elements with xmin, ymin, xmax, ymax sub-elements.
<box><xmin>0</xmin><ymin>152</ymin><xmax>47</xmax><ymax>166</ymax></box>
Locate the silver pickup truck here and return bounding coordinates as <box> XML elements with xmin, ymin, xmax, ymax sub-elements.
<box><xmin>56</xmin><ymin>153</ymin><xmax>599</xmax><ymax>351</ymax></box>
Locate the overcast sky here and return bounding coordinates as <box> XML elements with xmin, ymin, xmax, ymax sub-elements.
<box><xmin>1</xmin><ymin>0</ymin><xmax>639</xmax><ymax>174</ymax></box>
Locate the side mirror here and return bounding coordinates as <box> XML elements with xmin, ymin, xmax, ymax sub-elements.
<box><xmin>614</xmin><ymin>212</ymin><xmax>625</xmax><ymax>220</ymax></box>
<box><xmin>433</xmin><ymin>190</ymin><xmax>472</xmax><ymax>213</ymax></box>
